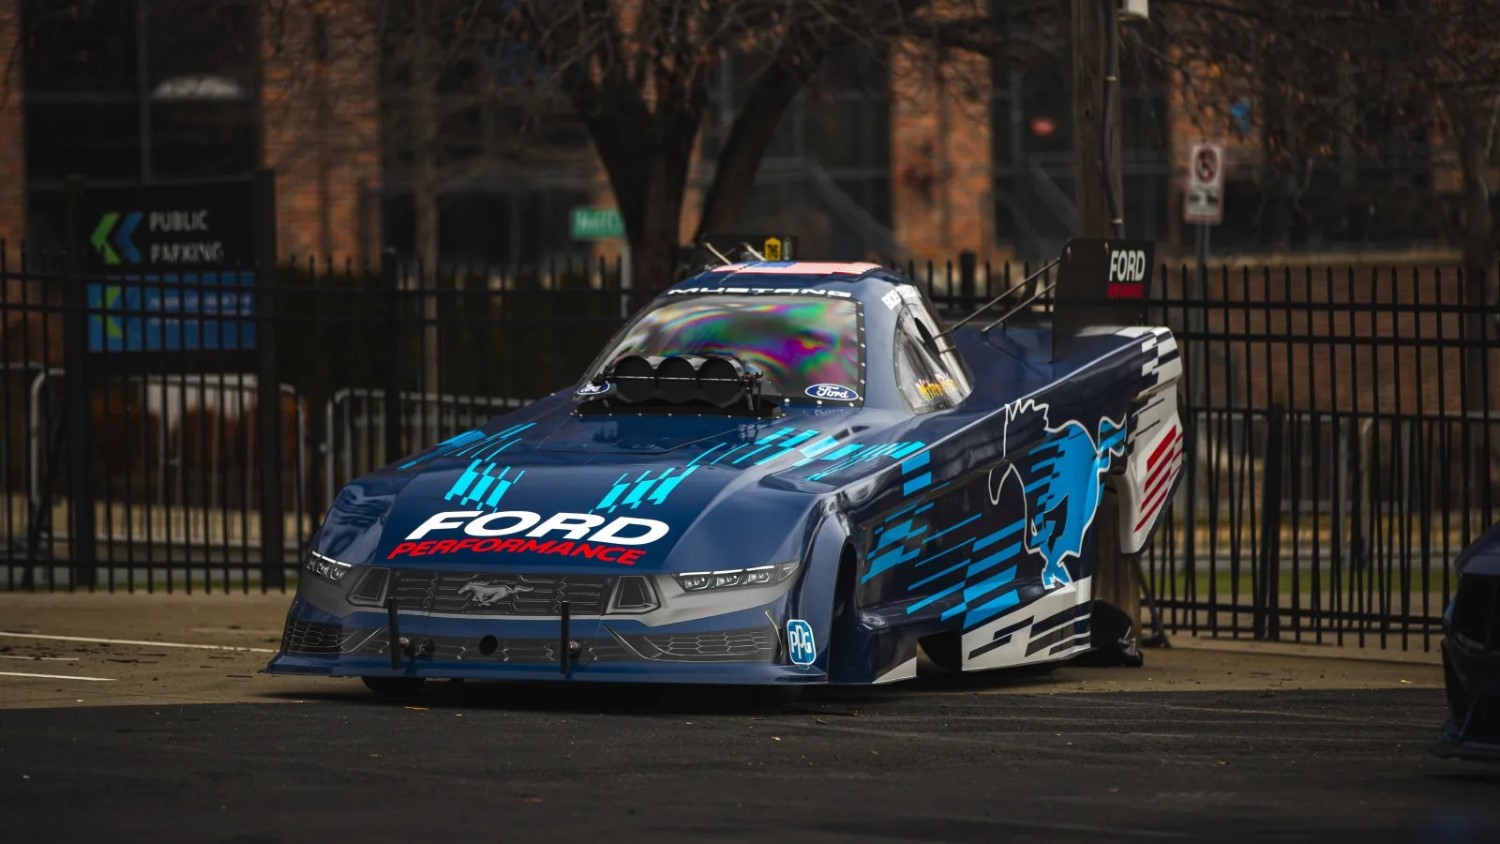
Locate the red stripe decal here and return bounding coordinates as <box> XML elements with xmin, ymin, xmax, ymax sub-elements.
<box><xmin>1147</xmin><ymin>426</ymin><xmax>1180</xmax><ymax>471</ymax></box>
<box><xmin>1134</xmin><ymin>458</ymin><xmax>1182</xmax><ymax>531</ymax></box>
<box><xmin>1142</xmin><ymin>447</ymin><xmax>1184</xmax><ymax>499</ymax></box>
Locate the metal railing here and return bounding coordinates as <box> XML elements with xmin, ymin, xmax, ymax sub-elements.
<box><xmin>1</xmin><ymin>247</ymin><xmax>1495</xmax><ymax>656</ymax></box>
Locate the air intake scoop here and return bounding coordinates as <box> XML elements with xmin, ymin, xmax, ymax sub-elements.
<box><xmin>576</xmin><ymin>353</ymin><xmax>781</xmax><ymax>418</ymax></box>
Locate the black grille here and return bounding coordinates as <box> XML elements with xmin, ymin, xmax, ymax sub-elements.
<box><xmin>283</xmin><ymin>620</ymin><xmax>349</xmax><ymax>654</ymax></box>
<box><xmin>388</xmin><ymin>570</ymin><xmax>614</xmax><ymax>616</ymax></box>
<box><xmin>630</xmin><ymin>627</ymin><xmax>778</xmax><ymax>662</ymax></box>
<box><xmin>347</xmin><ymin>631</ymin><xmax>631</xmax><ymax>664</ymax></box>
<box><xmin>1450</xmin><ymin>574</ymin><xmax>1499</xmax><ymax>652</ymax></box>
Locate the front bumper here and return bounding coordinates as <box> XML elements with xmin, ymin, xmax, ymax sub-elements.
<box><xmin>1437</xmin><ymin>572</ymin><xmax>1500</xmax><ymax>761</ymax></box>
<box><xmin>265</xmin><ymin>569</ymin><xmax>826</xmax><ymax>685</ymax></box>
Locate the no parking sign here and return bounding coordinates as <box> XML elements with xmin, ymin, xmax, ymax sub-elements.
<box><xmin>1184</xmin><ymin>140</ymin><xmax>1225</xmax><ymax>225</ymax></box>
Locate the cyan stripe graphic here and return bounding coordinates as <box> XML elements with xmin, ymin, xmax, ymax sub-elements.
<box><xmin>804</xmin><ymin>443</ymin><xmax>862</xmax><ymax>466</ymax></box>
<box><xmin>445</xmin><ymin>460</ymin><xmax>483</xmax><ymax>501</ymax></box>
<box><xmin>754</xmin><ymin>428</ymin><xmax>821</xmax><ymax>465</ymax></box>
<box><xmin>799</xmin><ymin>435</ymin><xmax>843</xmax><ymax>460</ymax></box>
<box><xmin>963</xmin><ymin>566</ymin><xmax>1018</xmax><ymax>603</ymax></box>
<box><xmin>926</xmin><ymin>513</ymin><xmax>981</xmax><ymax>543</ymax></box>
<box><xmin>755</xmin><ymin>427</ymin><xmax>795</xmax><ymax>445</ymax></box>
<box><xmin>712</xmin><ymin>444</ymin><xmax>747</xmax><ymax>464</ymax></box>
<box><xmin>912</xmin><ymin>537</ymin><xmax>975</xmax><ymax>569</ymax></box>
<box><xmin>401</xmin><ymin>429</ymin><xmax>484</xmax><ymax>469</ymax></box>
<box><xmin>901</xmin><ymin>450</ymin><xmax>931</xmax><ymax>473</ymax></box>
<box><xmin>478</xmin><ymin>437</ymin><xmax>523</xmax><ymax>460</ymax></box>
<box><xmin>862</xmin><ymin>543</ymin><xmax>922</xmax><ymax>583</ymax></box>
<box><xmin>734</xmin><ymin>443</ymin><xmax>778</xmax><ymax>464</ymax></box>
<box><xmin>907</xmin><ymin>581</ymin><xmax>965</xmax><ymax>614</ymax></box>
<box><xmin>909</xmin><ymin>554</ymin><xmax>974</xmax><ymax>590</ymax></box>
<box><xmin>648</xmin><ymin>465</ymin><xmax>697</xmax><ymax>504</ymax></box>
<box><xmin>621</xmin><ymin>470</ymin><xmax>660</xmax><ymax>507</ymax></box>
<box><xmin>595</xmin><ymin>473</ymin><xmax>631</xmax><ymax>512</ymax></box>
<box><xmin>882</xmin><ymin>497</ymin><xmax>927</xmax><ymax>524</ymax></box>
<box><xmin>467</xmin><ymin>471</ymin><xmax>495</xmax><ymax>503</ymax></box>
<box><xmin>973</xmin><ymin>519</ymin><xmax>1025</xmax><ymax>551</ymax></box>
<box><xmin>483</xmin><ymin>468</ymin><xmax>522</xmax><ymax>509</ymax></box>
<box><xmin>966</xmin><ymin>541</ymin><xmax>1023</xmax><ymax>578</ymax></box>
<box><xmin>964</xmin><ymin>587</ymin><xmax>1021</xmax><ymax>628</ymax></box>
<box><xmin>875</xmin><ymin>519</ymin><xmax>927</xmax><ymax>550</ymax></box>
<box><xmin>890</xmin><ymin>442</ymin><xmax>926</xmax><ymax>459</ymax></box>
<box><xmin>444</xmin><ymin>460</ymin><xmax>522</xmax><ymax>510</ymax></box>
<box><xmin>688</xmin><ymin>443</ymin><xmax>725</xmax><ymax>466</ymax></box>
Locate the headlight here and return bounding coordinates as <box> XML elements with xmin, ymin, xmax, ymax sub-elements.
<box><xmin>674</xmin><ymin>561</ymin><xmax>799</xmax><ymax>592</ymax></box>
<box><xmin>304</xmin><ymin>550</ymin><xmax>353</xmax><ymax>583</ymax></box>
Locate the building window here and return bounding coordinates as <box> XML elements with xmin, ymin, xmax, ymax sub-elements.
<box><xmin>22</xmin><ymin>0</ymin><xmax>261</xmax><ymax>188</ymax></box>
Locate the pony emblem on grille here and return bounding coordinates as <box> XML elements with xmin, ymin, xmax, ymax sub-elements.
<box><xmin>457</xmin><ymin>580</ymin><xmax>535</xmax><ymax>606</ymax></box>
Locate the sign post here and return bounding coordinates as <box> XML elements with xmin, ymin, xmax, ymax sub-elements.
<box><xmin>1182</xmin><ymin>140</ymin><xmax>1224</xmax><ymax>599</ymax></box>
<box><xmin>1182</xmin><ymin>139</ymin><xmax>1224</xmax><ymax>411</ymax></box>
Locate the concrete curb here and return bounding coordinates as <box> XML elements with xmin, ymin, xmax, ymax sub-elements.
<box><xmin>1163</xmin><ymin>632</ymin><xmax>1444</xmax><ymax>666</ymax></box>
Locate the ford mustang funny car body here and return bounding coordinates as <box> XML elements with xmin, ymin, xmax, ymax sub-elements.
<box><xmin>267</xmin><ymin>238</ymin><xmax>1184</xmax><ymax>691</ymax></box>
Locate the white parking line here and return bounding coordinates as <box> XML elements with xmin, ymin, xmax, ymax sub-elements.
<box><xmin>0</xmin><ymin>632</ymin><xmax>276</xmax><ymax>654</ymax></box>
<box><xmin>0</xmin><ymin>655</ymin><xmax>79</xmax><ymax>662</ymax></box>
<box><xmin>0</xmin><ymin>671</ymin><xmax>116</xmax><ymax>682</ymax></box>
<box><xmin>190</xmin><ymin>628</ymin><xmax>283</xmax><ymax>636</ymax></box>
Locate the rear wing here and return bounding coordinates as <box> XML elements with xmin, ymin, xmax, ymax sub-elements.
<box><xmin>1050</xmin><ymin>237</ymin><xmax>1154</xmax><ymax>361</ymax></box>
<box><xmin>942</xmin><ymin>237</ymin><xmax>1155</xmax><ymax>362</ymax></box>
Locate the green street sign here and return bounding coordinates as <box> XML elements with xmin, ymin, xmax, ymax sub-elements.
<box><xmin>570</xmin><ymin>207</ymin><xmax>624</xmax><ymax>240</ymax></box>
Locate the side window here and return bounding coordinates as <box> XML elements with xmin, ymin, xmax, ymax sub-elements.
<box><xmin>894</xmin><ymin>310</ymin><xmax>968</xmax><ymax>413</ymax></box>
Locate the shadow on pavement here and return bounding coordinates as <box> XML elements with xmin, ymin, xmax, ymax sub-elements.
<box><xmin>255</xmin><ymin>660</ymin><xmax>1121</xmax><ymax>715</ymax></box>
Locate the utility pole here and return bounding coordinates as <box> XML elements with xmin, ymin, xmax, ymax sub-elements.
<box><xmin>1072</xmin><ymin>0</ymin><xmax>1124</xmax><ymax>239</ymax></box>
<box><xmin>1073</xmin><ymin>0</ymin><xmax>1139</xmax><ymax>636</ymax></box>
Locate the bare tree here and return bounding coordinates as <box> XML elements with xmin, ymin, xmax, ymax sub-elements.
<box><xmin>509</xmin><ymin>0</ymin><xmax>1058</xmax><ymax>286</ymax></box>
<box><xmin>274</xmin><ymin>0</ymin><xmax>1057</xmax><ymax>287</ymax></box>
<box><xmin>1149</xmin><ymin>0</ymin><xmax>1500</xmax><ymax>276</ymax></box>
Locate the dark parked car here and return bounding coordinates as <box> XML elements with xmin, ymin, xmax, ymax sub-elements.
<box><xmin>1439</xmin><ymin>522</ymin><xmax>1500</xmax><ymax>760</ymax></box>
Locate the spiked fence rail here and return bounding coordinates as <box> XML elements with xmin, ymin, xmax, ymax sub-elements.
<box><xmin>2</xmin><ymin>247</ymin><xmax>1496</xmax><ymax>654</ymax></box>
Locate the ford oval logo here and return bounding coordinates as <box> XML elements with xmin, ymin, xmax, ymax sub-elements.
<box><xmin>577</xmin><ymin>381</ymin><xmax>610</xmax><ymax>396</ymax></box>
<box><xmin>805</xmin><ymin>383</ymin><xmax>860</xmax><ymax>402</ymax></box>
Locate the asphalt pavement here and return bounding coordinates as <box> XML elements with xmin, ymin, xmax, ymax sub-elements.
<box><xmin>0</xmin><ymin>683</ymin><xmax>1494</xmax><ymax>843</ymax></box>
<box><xmin>0</xmin><ymin>594</ymin><xmax>1493</xmax><ymax>843</ymax></box>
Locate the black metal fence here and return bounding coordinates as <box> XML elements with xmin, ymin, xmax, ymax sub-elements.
<box><xmin>2</xmin><ymin>245</ymin><xmax>1496</xmax><ymax>652</ymax></box>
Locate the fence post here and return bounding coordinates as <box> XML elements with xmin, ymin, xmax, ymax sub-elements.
<box><xmin>253</xmin><ymin>169</ymin><xmax>285</xmax><ymax>590</ymax></box>
<box><xmin>381</xmin><ymin>249</ymin><xmax>403</xmax><ymax>465</ymax></box>
<box><xmin>1255</xmin><ymin>403</ymin><xmax>1286</xmax><ymax>640</ymax></box>
<box><xmin>958</xmin><ymin>250</ymin><xmax>976</xmax><ymax>303</ymax></box>
<box><xmin>61</xmin><ymin>175</ymin><xmax>96</xmax><ymax>589</ymax></box>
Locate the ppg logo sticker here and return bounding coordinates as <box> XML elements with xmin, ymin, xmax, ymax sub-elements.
<box><xmin>805</xmin><ymin>383</ymin><xmax>859</xmax><ymax>402</ymax></box>
<box><xmin>786</xmin><ymin>619</ymin><xmax>817</xmax><ymax>665</ymax></box>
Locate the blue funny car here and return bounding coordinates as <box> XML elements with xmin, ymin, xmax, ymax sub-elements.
<box><xmin>267</xmin><ymin>238</ymin><xmax>1184</xmax><ymax>693</ymax></box>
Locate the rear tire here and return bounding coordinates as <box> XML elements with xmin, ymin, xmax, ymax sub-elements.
<box><xmin>361</xmin><ymin>676</ymin><xmax>426</xmax><ymax>699</ymax></box>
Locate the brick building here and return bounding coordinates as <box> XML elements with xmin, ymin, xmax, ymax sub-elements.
<box><xmin>0</xmin><ymin>0</ymin><xmax>1168</xmax><ymax>270</ymax></box>
<box><xmin>3</xmin><ymin>0</ymin><xmax>378</xmax><ymax>263</ymax></box>
<box><xmin>0</xmin><ymin>1</ymin><xmax>1478</xmax><ymax>269</ymax></box>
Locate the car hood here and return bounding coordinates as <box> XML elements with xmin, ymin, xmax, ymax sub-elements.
<box><xmin>315</xmin><ymin>397</ymin><xmax>931</xmax><ymax>574</ymax></box>
<box><xmin>1456</xmin><ymin>521</ymin><xmax>1500</xmax><ymax>577</ymax></box>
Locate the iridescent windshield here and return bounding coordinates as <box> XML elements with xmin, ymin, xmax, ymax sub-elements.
<box><xmin>591</xmin><ymin>295</ymin><xmax>864</xmax><ymax>401</ymax></box>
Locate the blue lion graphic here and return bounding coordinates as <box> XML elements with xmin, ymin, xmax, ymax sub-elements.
<box><xmin>993</xmin><ymin>402</ymin><xmax>1127</xmax><ymax>589</ymax></box>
